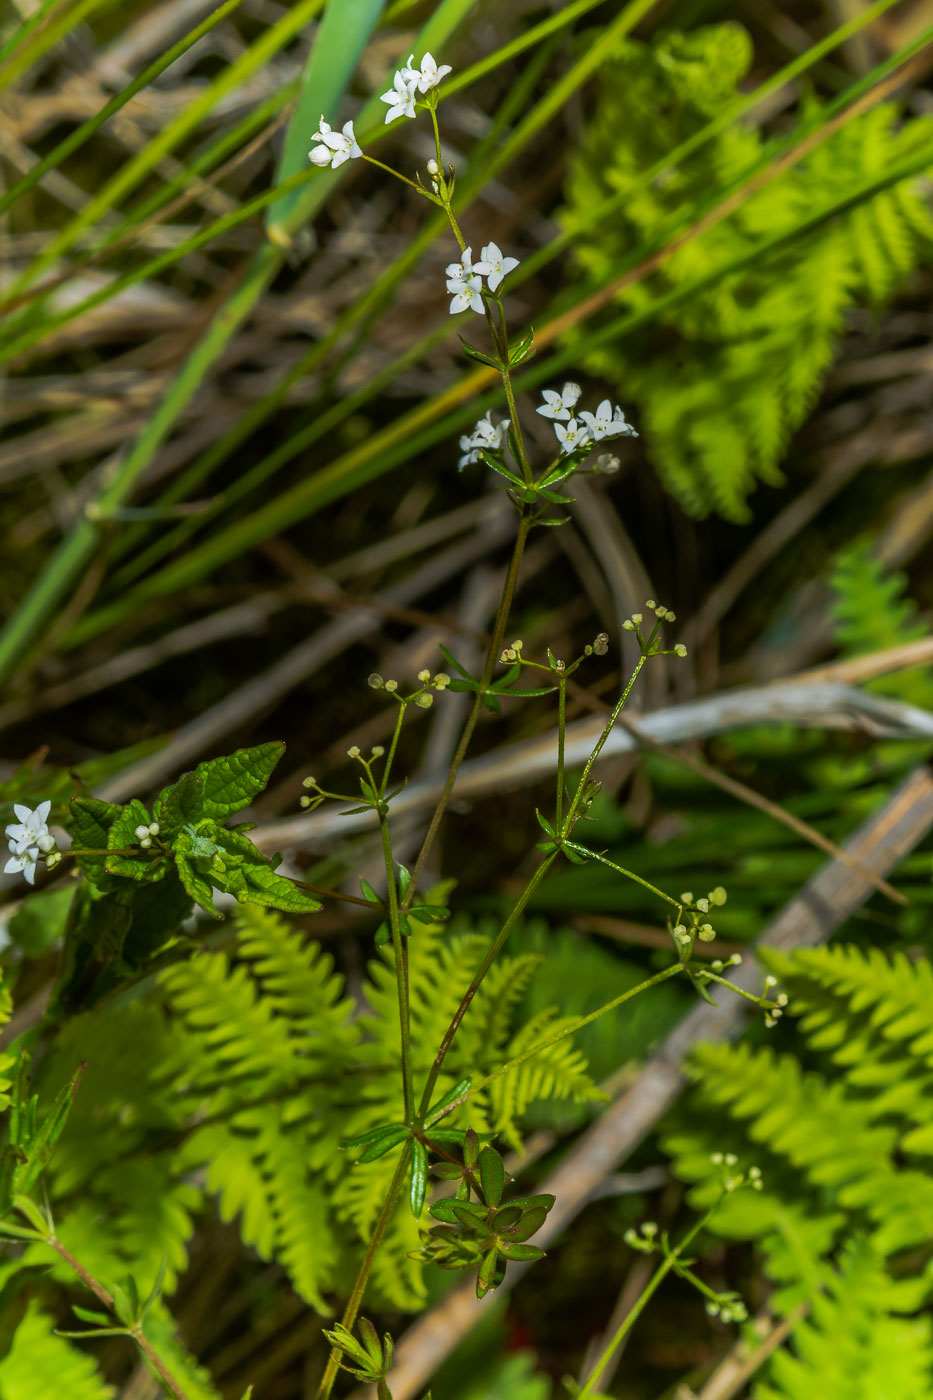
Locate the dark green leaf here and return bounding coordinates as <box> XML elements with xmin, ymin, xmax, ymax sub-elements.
<box><xmin>498</xmin><ymin>1242</ymin><xmax>546</xmax><ymax>1262</ymax></box>
<box><xmin>479</xmin><ymin>1145</ymin><xmax>505</xmax><ymax>1207</ymax></box>
<box><xmin>359</xmin><ymin>1127</ymin><xmax>410</xmax><ymax>1163</ymax></box>
<box><xmin>409</xmin><ymin>904</ymin><xmax>450</xmax><ymax>924</ymax></box>
<box><xmin>476</xmin><ymin>1247</ymin><xmax>502</xmax><ymax>1299</ymax></box>
<box><xmin>492</xmin><ymin>1205</ymin><xmax>522</xmax><ymax>1232</ymax></box>
<box><xmin>428</xmin><ymin>1198</ymin><xmax>464</xmax><ymax>1225</ymax></box>
<box><xmin>438</xmin><ymin>644</ymin><xmax>475</xmax><ymax>682</ymax></box>
<box><xmin>359</xmin><ymin>877</ymin><xmax>382</xmax><ymax>905</ymax></box>
<box><xmin>397</xmin><ymin>864</ymin><xmax>412</xmax><ymax>898</ymax></box>
<box><xmin>68</xmin><ymin>797</ymin><xmax>122</xmax><ymax>891</ymax></box>
<box><xmin>153</xmin><ymin>769</ymin><xmax>204</xmax><ymax>838</ymax></box>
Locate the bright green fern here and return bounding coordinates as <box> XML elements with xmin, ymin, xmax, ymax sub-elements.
<box><xmin>563</xmin><ymin>24</ymin><xmax>933</xmax><ymax>520</ymax></box>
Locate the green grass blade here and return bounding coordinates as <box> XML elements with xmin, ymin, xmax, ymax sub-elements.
<box><xmin>266</xmin><ymin>0</ymin><xmax>387</xmax><ymax>245</ymax></box>
<box><xmin>4</xmin><ymin>0</ymin><xmax>327</xmax><ymax>300</ymax></box>
<box><xmin>0</xmin><ymin>0</ymin><xmax>484</xmax><ymax>681</ymax></box>
<box><xmin>0</xmin><ymin>0</ymin><xmax>247</xmax><ymax>220</ymax></box>
<box><xmin>0</xmin><ymin>0</ymin><xmax>118</xmax><ymax>91</ymax></box>
<box><xmin>0</xmin><ymin>168</ymin><xmax>320</xmax><ymax>364</ymax></box>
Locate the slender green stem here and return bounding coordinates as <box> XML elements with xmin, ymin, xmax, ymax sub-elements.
<box><xmin>46</xmin><ymin>1235</ymin><xmax>191</xmax><ymax>1400</ymax></box>
<box><xmin>565</xmin><ymin>845</ymin><xmax>682</xmax><ymax>912</ymax></box>
<box><xmin>562</xmin><ymin>655</ymin><xmax>647</xmax><ymax>832</ymax></box>
<box><xmin>379</xmin><ymin>705</ymin><xmax>409</xmax><ymax>798</ymax></box>
<box><xmin>363</xmin><ymin>153</ymin><xmax>439</xmax><ymax>200</ymax></box>
<box><xmin>555</xmin><ymin>671</ymin><xmax>567</xmax><ymax>831</ymax></box>
<box><xmin>403</xmin><ymin>508</ymin><xmax>533</xmax><ymax>904</ymax></box>
<box><xmin>316</xmin><ymin>1152</ymin><xmax>410</xmax><ymax>1400</ymax></box>
<box><xmin>430</xmin><ymin>963</ymin><xmax>685</xmax><ymax>1123</ymax></box>
<box><xmin>578</xmin><ymin>1211</ymin><xmax>711</xmax><ymax>1400</ymax></box>
<box><xmin>0</xmin><ymin>0</ymin><xmax>246</xmax><ymax>220</ymax></box>
<box><xmin>379</xmin><ymin>816</ymin><xmax>415</xmax><ymax>1123</ymax></box>
<box><xmin>417</xmin><ymin>851</ymin><xmax>558</xmax><ymax>1117</ymax></box>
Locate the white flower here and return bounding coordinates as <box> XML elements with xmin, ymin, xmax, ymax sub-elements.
<box><xmin>308</xmin><ymin>117</ymin><xmax>362</xmax><ymax>168</ymax></box>
<box><xmin>446</xmin><ymin>247</ymin><xmax>474</xmax><ymax>280</ymax></box>
<box><xmin>536</xmin><ymin>382</ymin><xmax>582</xmax><ymax>421</ymax></box>
<box><xmin>5</xmin><ymin>800</ymin><xmax>51</xmax><ymax>856</ymax></box>
<box><xmin>553</xmin><ymin>418</ymin><xmax>592</xmax><ymax>455</ymax></box>
<box><xmin>4</xmin><ymin>847</ymin><xmax>40</xmax><ymax>885</ymax></box>
<box><xmin>380</xmin><ymin>68</ymin><xmax>418</xmax><ymax>123</ymax></box>
<box><xmin>458</xmin><ymin>411</ymin><xmax>510</xmax><ymax>468</ymax></box>
<box><xmin>472</xmin><ymin>242</ymin><xmax>519</xmax><ymax>293</ymax></box>
<box><xmin>401</xmin><ymin>52</ymin><xmax>452</xmax><ymax>93</ymax></box>
<box><xmin>448</xmin><ymin>274</ymin><xmax>484</xmax><ymax>315</ymax></box>
<box><xmin>580</xmin><ymin>399</ymin><xmax>638</xmax><ymax>440</ymax></box>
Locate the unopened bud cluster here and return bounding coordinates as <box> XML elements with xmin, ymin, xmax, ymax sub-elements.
<box><xmin>672</xmin><ymin>886</ymin><xmax>728</xmax><ymax>954</ymax></box>
<box><xmin>367</xmin><ymin>671</ymin><xmax>451</xmax><ymax>704</ymax></box>
<box><xmin>134</xmin><ymin>820</ymin><xmax>160</xmax><ymax>850</ymax></box>
<box><xmin>710</xmin><ymin>1152</ymin><xmax>763</xmax><ymax>1195</ymax></box>
<box><xmin>623</xmin><ymin>1220</ymin><xmax>659</xmax><ymax>1253</ymax></box>
<box><xmin>762</xmin><ymin>974</ymin><xmax>790</xmax><ymax>1029</ymax></box>
<box><xmin>500</xmin><ymin>639</ymin><xmax>524</xmax><ymax>664</ymax></box>
<box><xmin>621</xmin><ymin>600</ymin><xmax>688</xmax><ymax>659</ymax></box>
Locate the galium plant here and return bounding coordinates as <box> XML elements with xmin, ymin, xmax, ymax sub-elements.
<box><xmin>0</xmin><ymin>43</ymin><xmax>798</xmax><ymax>1400</ymax></box>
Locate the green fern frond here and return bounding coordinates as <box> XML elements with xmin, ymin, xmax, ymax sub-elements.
<box><xmin>234</xmin><ymin>903</ymin><xmax>359</xmax><ymax>1061</ymax></box>
<box><xmin>161</xmin><ymin>951</ymin><xmax>312</xmax><ymax>1091</ymax></box>
<box><xmin>830</xmin><ymin>543</ymin><xmax>931</xmax><ymax>706</ymax></box>
<box><xmin>492</xmin><ymin>1007</ymin><xmax>605</xmax><ymax>1152</ymax></box>
<box><xmin>0</xmin><ymin>1303</ymin><xmax>116</xmax><ymax>1400</ymax></box>
<box><xmin>564</xmin><ymin>22</ymin><xmax>933</xmax><ymax>520</ymax></box>
<box><xmin>756</xmin><ymin>1238</ymin><xmax>933</xmax><ymax>1400</ymax></box>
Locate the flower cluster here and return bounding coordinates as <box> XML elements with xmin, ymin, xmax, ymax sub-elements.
<box><xmin>447</xmin><ymin>244</ymin><xmax>519</xmax><ymax>315</ymax></box>
<box><xmin>4</xmin><ymin>800</ymin><xmax>59</xmax><ymax>885</ymax></box>
<box><xmin>381</xmin><ymin>52</ymin><xmax>451</xmax><ymax>123</ymax></box>
<box><xmin>308</xmin><ymin>117</ymin><xmax>362</xmax><ymax>170</ymax></box>
<box><xmin>537</xmin><ymin>381</ymin><xmax>637</xmax><ymax>455</ymax></box>
<box><xmin>458</xmin><ymin>410</ymin><xmax>510</xmax><ymax>469</ymax></box>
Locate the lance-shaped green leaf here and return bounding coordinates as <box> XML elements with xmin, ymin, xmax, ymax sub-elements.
<box><xmin>508</xmin><ymin>326</ymin><xmax>535</xmax><ymax>365</ymax></box>
<box><xmin>479</xmin><ymin>1145</ymin><xmax>505</xmax><ymax>1207</ymax></box>
<box><xmin>15</xmin><ymin>1065</ymin><xmax>85</xmax><ymax>1195</ymax></box>
<box><xmin>424</xmin><ymin>1077</ymin><xmax>471</xmax><ymax>1127</ymax></box>
<box><xmin>498</xmin><ymin>1242</ymin><xmax>546</xmax><ymax>1262</ymax></box>
<box><xmin>458</xmin><ymin>337</ymin><xmax>501</xmax><ymax>369</ymax></box>
<box><xmin>476</xmin><ymin>1247</ymin><xmax>505</xmax><ymax>1299</ymax></box>
<box><xmin>410</xmin><ymin>1139</ymin><xmax>429</xmax><ymax>1218</ymax></box>
<box><xmin>344</xmin><ymin>1123</ymin><xmax>409</xmax><ymax>1163</ymax></box>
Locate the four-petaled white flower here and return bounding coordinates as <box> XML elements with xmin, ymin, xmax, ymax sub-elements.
<box><xmin>472</xmin><ymin>242</ymin><xmax>519</xmax><ymax>293</ymax></box>
<box><xmin>308</xmin><ymin>117</ymin><xmax>362</xmax><ymax>169</ymax></box>
<box><xmin>380</xmin><ymin>68</ymin><xmax>418</xmax><ymax>123</ymax></box>
<box><xmin>553</xmin><ymin>418</ymin><xmax>592</xmax><ymax>455</ymax></box>
<box><xmin>4</xmin><ymin>800</ymin><xmax>56</xmax><ymax>886</ymax></box>
<box><xmin>536</xmin><ymin>383</ymin><xmax>582</xmax><ymax>421</ymax></box>
<box><xmin>579</xmin><ymin>399</ymin><xmax>638</xmax><ymax>441</ymax></box>
<box><xmin>448</xmin><ymin>274</ymin><xmax>485</xmax><ymax>316</ymax></box>
<box><xmin>446</xmin><ymin>247</ymin><xmax>475</xmax><ymax>281</ymax></box>
<box><xmin>5</xmin><ymin>800</ymin><xmax>51</xmax><ymax>855</ymax></box>
<box><xmin>458</xmin><ymin>411</ymin><xmax>510</xmax><ymax>469</ymax></box>
<box><xmin>402</xmin><ymin>52</ymin><xmax>452</xmax><ymax>93</ymax></box>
